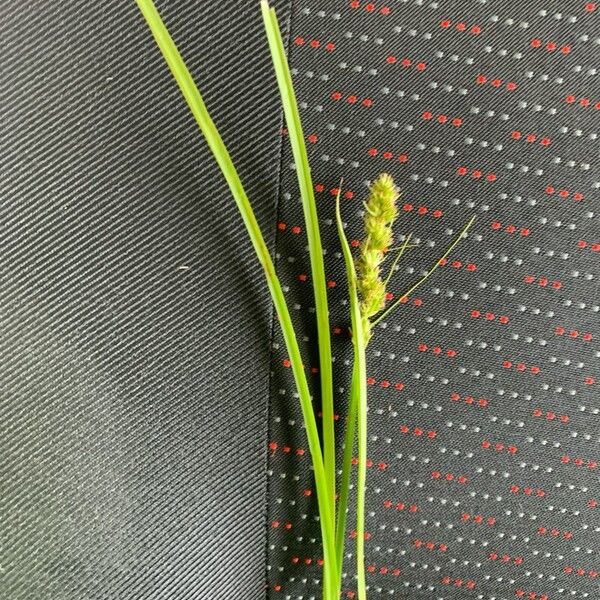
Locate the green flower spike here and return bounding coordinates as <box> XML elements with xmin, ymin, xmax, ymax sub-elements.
<box><xmin>356</xmin><ymin>173</ymin><xmax>400</xmax><ymax>339</ymax></box>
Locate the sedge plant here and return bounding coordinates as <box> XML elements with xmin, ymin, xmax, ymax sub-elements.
<box><xmin>335</xmin><ymin>176</ymin><xmax>474</xmax><ymax>600</ymax></box>
<box><xmin>134</xmin><ymin>1</ymin><xmax>474</xmax><ymax>598</ymax></box>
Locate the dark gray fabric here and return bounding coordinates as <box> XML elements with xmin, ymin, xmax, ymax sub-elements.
<box><xmin>0</xmin><ymin>1</ymin><xmax>291</xmax><ymax>598</ymax></box>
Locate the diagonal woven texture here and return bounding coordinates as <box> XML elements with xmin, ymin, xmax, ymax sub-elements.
<box><xmin>267</xmin><ymin>1</ymin><xmax>600</xmax><ymax>599</ymax></box>
<box><xmin>1</xmin><ymin>1</ymin><xmax>291</xmax><ymax>598</ymax></box>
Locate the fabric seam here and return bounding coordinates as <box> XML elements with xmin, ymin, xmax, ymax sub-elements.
<box><xmin>262</xmin><ymin>1</ymin><xmax>296</xmax><ymax>599</ymax></box>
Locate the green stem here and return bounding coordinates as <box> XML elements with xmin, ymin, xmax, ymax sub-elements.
<box><xmin>355</xmin><ymin>317</ymin><xmax>368</xmax><ymax>600</ymax></box>
<box><xmin>335</xmin><ymin>194</ymin><xmax>368</xmax><ymax>600</ymax></box>
<box><xmin>134</xmin><ymin>1</ymin><xmax>337</xmax><ymax>597</ymax></box>
<box><xmin>260</xmin><ymin>2</ymin><xmax>336</xmax><ymax>529</ymax></box>
<box><xmin>335</xmin><ymin>360</ymin><xmax>359</xmax><ymax>581</ymax></box>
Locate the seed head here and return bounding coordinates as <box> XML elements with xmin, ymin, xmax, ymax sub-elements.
<box><xmin>356</xmin><ymin>173</ymin><xmax>400</xmax><ymax>337</ymax></box>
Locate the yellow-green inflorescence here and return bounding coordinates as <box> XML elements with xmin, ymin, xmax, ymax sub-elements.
<box><xmin>356</xmin><ymin>173</ymin><xmax>400</xmax><ymax>341</ymax></box>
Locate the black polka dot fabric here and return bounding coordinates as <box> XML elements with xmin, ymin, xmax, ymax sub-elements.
<box><xmin>267</xmin><ymin>2</ymin><xmax>599</xmax><ymax>599</ymax></box>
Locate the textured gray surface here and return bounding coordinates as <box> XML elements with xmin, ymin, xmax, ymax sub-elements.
<box><xmin>1</xmin><ymin>1</ymin><xmax>290</xmax><ymax>598</ymax></box>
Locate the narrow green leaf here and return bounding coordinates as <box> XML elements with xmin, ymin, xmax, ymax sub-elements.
<box><xmin>260</xmin><ymin>2</ymin><xmax>336</xmax><ymax>530</ymax></box>
<box><xmin>372</xmin><ymin>216</ymin><xmax>476</xmax><ymax>326</ymax></box>
<box><xmin>335</xmin><ymin>190</ymin><xmax>368</xmax><ymax>600</ymax></box>
<box><xmin>134</xmin><ymin>3</ymin><xmax>337</xmax><ymax>597</ymax></box>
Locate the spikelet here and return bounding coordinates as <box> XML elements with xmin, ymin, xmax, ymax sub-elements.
<box><xmin>356</xmin><ymin>173</ymin><xmax>399</xmax><ymax>339</ymax></box>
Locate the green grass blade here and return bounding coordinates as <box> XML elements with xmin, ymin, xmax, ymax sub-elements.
<box><xmin>383</xmin><ymin>233</ymin><xmax>412</xmax><ymax>290</ymax></box>
<box><xmin>335</xmin><ymin>191</ymin><xmax>368</xmax><ymax>600</ymax></box>
<box><xmin>134</xmin><ymin>2</ymin><xmax>337</xmax><ymax>596</ymax></box>
<box><xmin>372</xmin><ymin>216</ymin><xmax>476</xmax><ymax>327</ymax></box>
<box><xmin>260</xmin><ymin>1</ymin><xmax>336</xmax><ymax>522</ymax></box>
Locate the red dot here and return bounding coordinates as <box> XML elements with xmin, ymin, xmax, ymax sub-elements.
<box><xmin>585</xmin><ymin>3</ymin><xmax>596</xmax><ymax>11</ymax></box>
<box><xmin>294</xmin><ymin>37</ymin><xmax>305</xmax><ymax>45</ymax></box>
<box><xmin>506</xmin><ymin>82</ymin><xmax>517</xmax><ymax>90</ymax></box>
<box><xmin>546</xmin><ymin>41</ymin><xmax>557</xmax><ymax>51</ymax></box>
<box><xmin>561</xmin><ymin>45</ymin><xmax>571</xmax><ymax>54</ymax></box>
<box><xmin>422</xmin><ymin>111</ymin><xmax>433</xmax><ymax>120</ymax></box>
<box><xmin>456</xmin><ymin>22</ymin><xmax>466</xmax><ymax>31</ymax></box>
<box><xmin>476</xmin><ymin>74</ymin><xmax>487</xmax><ymax>84</ymax></box>
<box><xmin>416</xmin><ymin>62</ymin><xmax>427</xmax><ymax>71</ymax></box>
<box><xmin>471</xmin><ymin>25</ymin><xmax>481</xmax><ymax>35</ymax></box>
<box><xmin>566</xmin><ymin>95</ymin><xmax>576</xmax><ymax>103</ymax></box>
<box><xmin>325</xmin><ymin>42</ymin><xmax>335</xmax><ymax>52</ymax></box>
<box><xmin>309</xmin><ymin>39</ymin><xmax>320</xmax><ymax>48</ymax></box>
<box><xmin>362</xmin><ymin>98</ymin><xmax>373</xmax><ymax>107</ymax></box>
<box><xmin>531</xmin><ymin>39</ymin><xmax>542</xmax><ymax>48</ymax></box>
<box><xmin>440</xmin><ymin>19</ymin><xmax>451</xmax><ymax>28</ymax></box>
<box><xmin>386</xmin><ymin>55</ymin><xmax>397</xmax><ymax>64</ymax></box>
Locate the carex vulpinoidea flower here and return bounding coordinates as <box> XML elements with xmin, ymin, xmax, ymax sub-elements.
<box><xmin>356</xmin><ymin>173</ymin><xmax>399</xmax><ymax>341</ymax></box>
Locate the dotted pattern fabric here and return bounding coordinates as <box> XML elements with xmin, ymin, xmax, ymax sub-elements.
<box><xmin>267</xmin><ymin>2</ymin><xmax>599</xmax><ymax>600</ymax></box>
